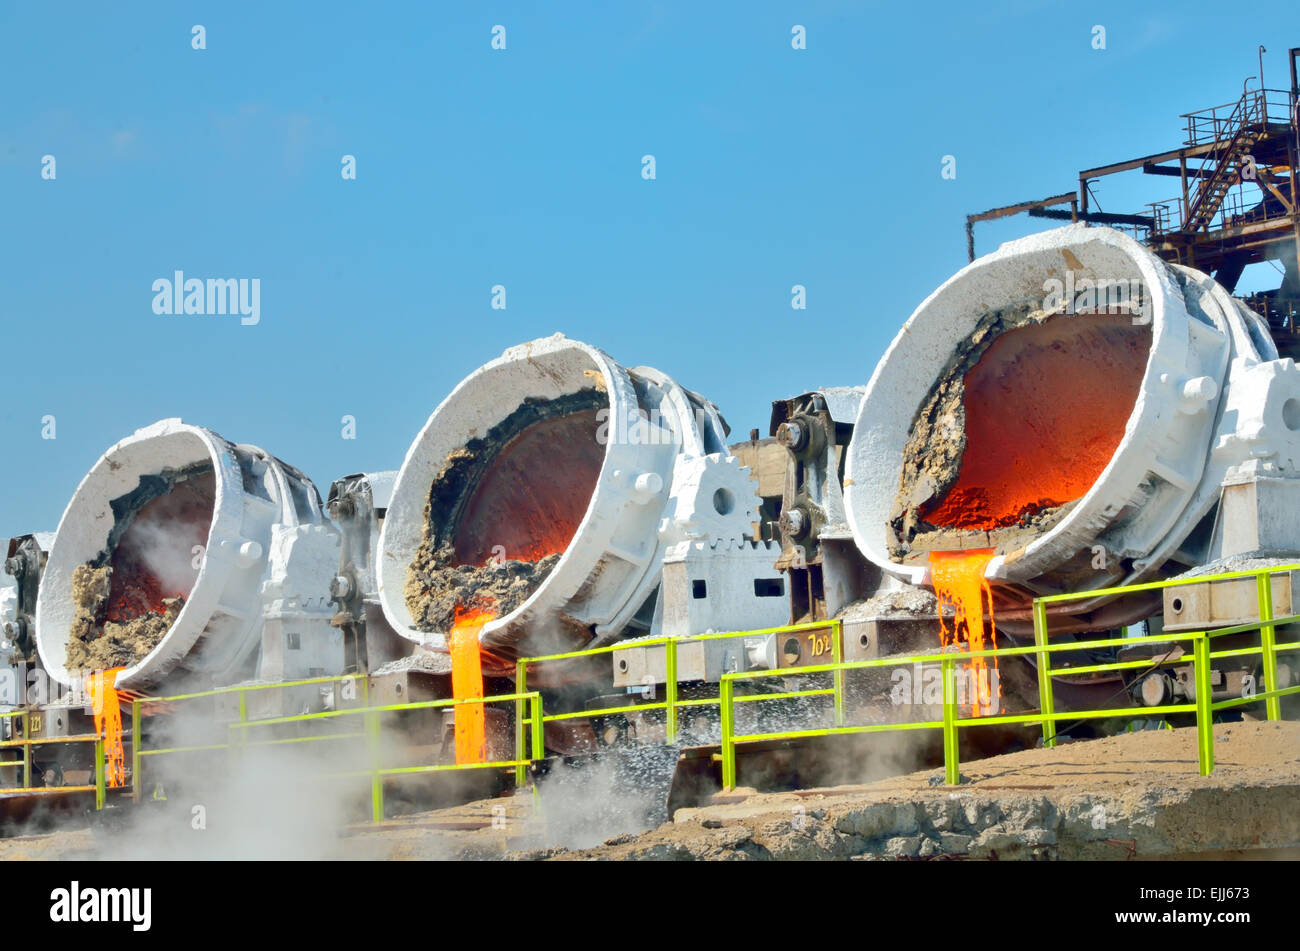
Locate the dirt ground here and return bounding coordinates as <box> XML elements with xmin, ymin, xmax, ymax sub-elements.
<box><xmin>370</xmin><ymin>719</ymin><xmax>1300</xmax><ymax>861</ymax></box>
<box><xmin>5</xmin><ymin>719</ymin><xmax>1297</xmax><ymax>860</ymax></box>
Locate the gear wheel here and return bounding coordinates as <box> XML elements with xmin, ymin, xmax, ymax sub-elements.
<box><xmin>658</xmin><ymin>454</ymin><xmax>761</xmax><ymax>546</ymax></box>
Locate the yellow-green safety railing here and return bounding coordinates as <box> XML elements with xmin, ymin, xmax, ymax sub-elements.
<box><xmin>11</xmin><ymin>563</ymin><xmax>1294</xmax><ymax>813</ymax></box>
<box><xmin>717</xmin><ymin>563</ymin><xmax>1300</xmax><ymax>789</ymax></box>
<box><xmin>719</xmin><ymin>630</ymin><xmax>1211</xmax><ymax>788</ymax></box>
<box><xmin>514</xmin><ymin>620</ymin><xmax>843</xmax><ymax>785</ymax></box>
<box><xmin>1034</xmin><ymin>563</ymin><xmax>1300</xmax><ymax>744</ymax></box>
<box><xmin>131</xmin><ymin>673</ymin><xmax>371</xmax><ymax>803</ymax></box>
<box><xmin>132</xmin><ymin>672</ymin><xmax>546</xmax><ymax>821</ymax></box>
<box><xmin>0</xmin><ymin>709</ymin><xmax>108</xmax><ymax>807</ymax></box>
<box><xmin>227</xmin><ymin>689</ymin><xmax>544</xmax><ymax>822</ymax></box>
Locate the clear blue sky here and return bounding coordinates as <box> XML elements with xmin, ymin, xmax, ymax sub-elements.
<box><xmin>0</xmin><ymin>1</ymin><xmax>1287</xmax><ymax>537</ymax></box>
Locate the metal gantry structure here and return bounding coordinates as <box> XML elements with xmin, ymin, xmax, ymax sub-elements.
<box><xmin>968</xmin><ymin>47</ymin><xmax>1300</xmax><ymax>357</ymax></box>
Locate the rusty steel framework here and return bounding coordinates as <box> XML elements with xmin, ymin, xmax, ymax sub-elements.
<box><xmin>968</xmin><ymin>46</ymin><xmax>1300</xmax><ymax>357</ymax></box>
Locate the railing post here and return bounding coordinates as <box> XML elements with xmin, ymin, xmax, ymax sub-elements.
<box><xmin>530</xmin><ymin>694</ymin><xmax>544</xmax><ymax>761</ymax></box>
<box><xmin>1256</xmin><ymin>571</ymin><xmax>1281</xmax><ymax>721</ymax></box>
<box><xmin>359</xmin><ymin>675</ymin><xmax>385</xmax><ymax>818</ymax></box>
<box><xmin>526</xmin><ymin>692</ymin><xmax>545</xmax><ymax>804</ymax></box>
<box><xmin>229</xmin><ymin>687</ymin><xmax>249</xmax><ymax>767</ymax></box>
<box><xmin>719</xmin><ymin>676</ymin><xmax>735</xmax><ymax>790</ymax></box>
<box><xmin>21</xmin><ymin>712</ymin><xmax>31</xmax><ymax>790</ymax></box>
<box><xmin>224</xmin><ymin>718</ymin><xmax>247</xmax><ymax>810</ymax></box>
<box><xmin>366</xmin><ymin>709</ymin><xmax>383</xmax><ymax>823</ymax></box>
<box><xmin>515</xmin><ymin>661</ymin><xmax>528</xmax><ymax>787</ymax></box>
<box><xmin>942</xmin><ymin>656</ymin><xmax>960</xmax><ymax>785</ymax></box>
<box><xmin>831</xmin><ymin>620</ymin><xmax>845</xmax><ymax>727</ymax></box>
<box><xmin>131</xmin><ymin>698</ymin><xmax>142</xmax><ymax>804</ymax></box>
<box><xmin>94</xmin><ymin>738</ymin><xmax>106</xmax><ymax>810</ymax></box>
<box><xmin>665</xmin><ymin>639</ymin><xmax>678</xmax><ymax>744</ymax></box>
<box><xmin>1194</xmin><ymin>633</ymin><xmax>1214</xmax><ymax>776</ymax></box>
<box><xmin>1032</xmin><ymin>599</ymin><xmax>1057</xmax><ymax>748</ymax></box>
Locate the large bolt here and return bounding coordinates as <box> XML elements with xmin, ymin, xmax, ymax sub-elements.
<box><xmin>776</xmin><ymin>420</ymin><xmax>808</xmax><ymax>452</ymax></box>
<box><xmin>632</xmin><ymin>471</ymin><xmax>663</xmax><ymax>502</ymax></box>
<box><xmin>781</xmin><ymin>507</ymin><xmax>810</xmax><ymax>540</ymax></box>
<box><xmin>1177</xmin><ymin>375</ymin><xmax>1218</xmax><ymax>415</ymax></box>
<box><xmin>1139</xmin><ymin>672</ymin><xmax>1172</xmax><ymax>707</ymax></box>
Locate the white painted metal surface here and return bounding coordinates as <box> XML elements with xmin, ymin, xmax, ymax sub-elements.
<box><xmin>35</xmin><ymin>418</ymin><xmax>338</xmax><ymax>691</ymax></box>
<box><xmin>378</xmin><ymin>334</ymin><xmax>783</xmax><ymax>657</ymax></box>
<box><xmin>845</xmin><ymin>225</ymin><xmax>1300</xmax><ymax>615</ymax></box>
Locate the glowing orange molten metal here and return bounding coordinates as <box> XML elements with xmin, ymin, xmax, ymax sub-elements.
<box><xmin>449</xmin><ymin>607</ymin><xmax>494</xmax><ymax>764</ymax></box>
<box><xmin>929</xmin><ymin>550</ymin><xmax>1000</xmax><ymax>717</ymax></box>
<box><xmin>86</xmin><ymin>667</ymin><xmax>126</xmax><ymax>786</ymax></box>
<box><xmin>922</xmin><ymin>317</ymin><xmax>1149</xmax><ymax>530</ymax></box>
<box><xmin>105</xmin><ymin>564</ymin><xmax>176</xmax><ymax>623</ymax></box>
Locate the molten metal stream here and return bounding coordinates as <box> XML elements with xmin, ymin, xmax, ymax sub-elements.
<box><xmin>929</xmin><ymin>550</ymin><xmax>1000</xmax><ymax>716</ymax></box>
<box><xmin>449</xmin><ymin>607</ymin><xmax>494</xmax><ymax>764</ymax></box>
<box><xmin>86</xmin><ymin>667</ymin><xmax>126</xmax><ymax>786</ymax></box>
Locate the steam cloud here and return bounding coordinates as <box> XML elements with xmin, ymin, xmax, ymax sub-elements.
<box><xmin>119</xmin><ymin>515</ymin><xmax>203</xmax><ymax>599</ymax></box>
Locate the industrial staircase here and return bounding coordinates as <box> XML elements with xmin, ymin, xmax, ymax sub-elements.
<box><xmin>1182</xmin><ymin>91</ymin><xmax>1267</xmax><ymax>233</ymax></box>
